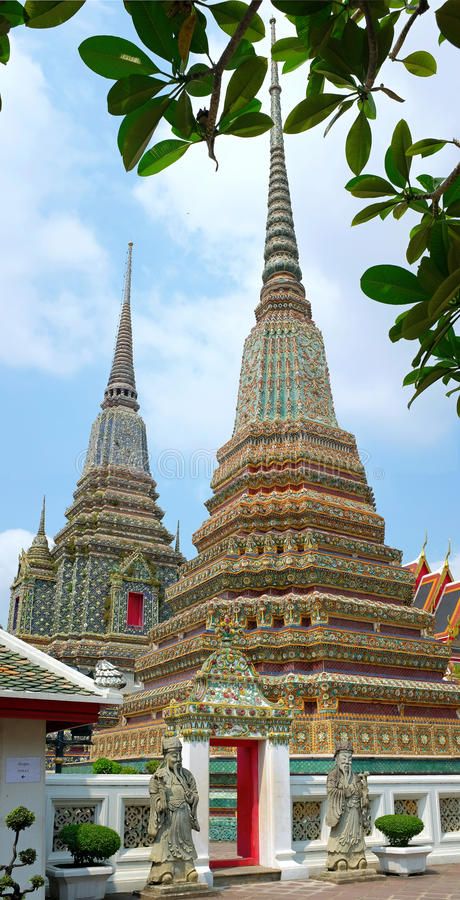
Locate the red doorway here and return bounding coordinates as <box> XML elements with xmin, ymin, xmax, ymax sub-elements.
<box><xmin>209</xmin><ymin>738</ymin><xmax>259</xmax><ymax>869</ymax></box>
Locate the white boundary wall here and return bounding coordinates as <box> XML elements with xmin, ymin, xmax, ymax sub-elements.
<box><xmin>291</xmin><ymin>774</ymin><xmax>460</xmax><ymax>874</ymax></box>
<box><xmin>45</xmin><ymin>773</ymin><xmax>460</xmax><ymax>891</ymax></box>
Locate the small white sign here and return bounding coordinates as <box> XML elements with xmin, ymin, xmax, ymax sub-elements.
<box><xmin>5</xmin><ymin>756</ymin><xmax>41</xmax><ymax>784</ymax></box>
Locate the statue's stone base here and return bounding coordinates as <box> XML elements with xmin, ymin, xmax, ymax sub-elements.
<box><xmin>140</xmin><ymin>884</ymin><xmax>221</xmax><ymax>899</ymax></box>
<box><xmin>317</xmin><ymin>868</ymin><xmax>384</xmax><ymax>884</ymax></box>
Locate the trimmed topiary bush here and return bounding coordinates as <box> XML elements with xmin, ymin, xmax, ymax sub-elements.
<box><xmin>144</xmin><ymin>759</ymin><xmax>161</xmax><ymax>774</ymax></box>
<box><xmin>59</xmin><ymin>824</ymin><xmax>121</xmax><ymax>866</ymax></box>
<box><xmin>92</xmin><ymin>757</ymin><xmax>122</xmax><ymax>774</ymax></box>
<box><xmin>375</xmin><ymin>814</ymin><xmax>424</xmax><ymax>847</ymax></box>
<box><xmin>92</xmin><ymin>758</ymin><xmax>139</xmax><ymax>775</ymax></box>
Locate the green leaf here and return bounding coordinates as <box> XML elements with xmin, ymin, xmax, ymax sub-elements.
<box><xmin>392</xmin><ymin>200</ymin><xmax>408</xmax><ymax>219</ymax></box>
<box><xmin>271</xmin><ymin>0</ymin><xmax>328</xmax><ymax>12</ymax></box>
<box><xmin>406</xmin><ymin>138</ymin><xmax>447</xmax><ymax>158</ymax></box>
<box><xmin>138</xmin><ymin>138</ymin><xmax>190</xmax><ymax>176</ymax></box>
<box><xmin>283</xmin><ymin>51</ymin><xmax>309</xmax><ymax>74</ymax></box>
<box><xmin>346</xmin><ymin>174</ymin><xmax>396</xmax><ymax>198</ymax></box>
<box><xmin>376</xmin><ymin>12</ymin><xmax>397</xmax><ymax>68</ymax></box>
<box><xmin>345</xmin><ymin>110</ymin><xmax>371</xmax><ymax>175</ymax></box>
<box><xmin>79</xmin><ymin>36</ymin><xmax>158</xmax><ymax>79</ymax></box>
<box><xmin>284</xmin><ymin>93</ymin><xmax>343</xmax><ymax>133</ymax></box>
<box><xmin>126</xmin><ymin>1</ymin><xmax>178</xmax><ymax>63</ymax></box>
<box><xmin>406</xmin><ymin>224</ymin><xmax>431</xmax><ymax>264</ymax></box>
<box><xmin>185</xmin><ymin>64</ymin><xmax>213</xmax><ymax>97</ymax></box>
<box><xmin>219</xmin><ymin>97</ymin><xmax>261</xmax><ymax>131</ymax></box>
<box><xmin>107</xmin><ymin>75</ymin><xmax>166</xmax><ymax>116</ymax></box>
<box><xmin>444</xmin><ymin>176</ymin><xmax>460</xmax><ymax>208</ymax></box>
<box><xmin>361</xmin><ymin>264</ymin><xmax>428</xmax><ymax>304</ymax></box>
<box><xmin>436</xmin><ymin>0</ymin><xmax>460</xmax><ymax>49</ymax></box>
<box><xmin>403</xmin><ymin>365</ymin><xmax>434</xmax><ymax>386</ymax></box>
<box><xmin>399</xmin><ymin>300</ymin><xmax>433</xmax><ymax>340</ymax></box>
<box><xmin>352</xmin><ymin>200</ymin><xmax>398</xmax><ymax>225</ymax></box>
<box><xmin>389</xmin><ymin>118</ymin><xmax>412</xmax><ymax>184</ymax></box>
<box><xmin>117</xmin><ymin>96</ymin><xmax>170</xmax><ymax>171</ymax></box>
<box><xmin>24</xmin><ymin>0</ymin><xmax>84</xmax><ymax>28</ymax></box>
<box><xmin>0</xmin><ymin>34</ymin><xmax>10</xmax><ymax>64</ymax></box>
<box><xmin>377</xmin><ymin>85</ymin><xmax>405</xmax><ymax>102</ymax></box>
<box><xmin>402</xmin><ymin>50</ymin><xmax>437</xmax><ymax>77</ymax></box>
<box><xmin>360</xmin><ymin>93</ymin><xmax>376</xmax><ymax>120</ymax></box>
<box><xmin>428</xmin><ymin>267</ymin><xmax>460</xmax><ymax>317</ymax></box>
<box><xmin>323</xmin><ymin>98</ymin><xmax>354</xmax><ymax>137</ymax></box>
<box><xmin>417</xmin><ymin>256</ymin><xmax>445</xmax><ymax>295</ymax></box>
<box><xmin>222</xmin><ymin>111</ymin><xmax>273</xmax><ymax>137</ymax></box>
<box><xmin>273</xmin><ymin>34</ymin><xmax>309</xmax><ymax>73</ymax></box>
<box><xmin>174</xmin><ymin>90</ymin><xmax>195</xmax><ymax>139</ymax></box>
<box><xmin>225</xmin><ymin>38</ymin><xmax>255</xmax><ymax>70</ymax></box>
<box><xmin>389</xmin><ymin>310</ymin><xmax>409</xmax><ymax>342</ymax></box>
<box><xmin>306</xmin><ymin>71</ymin><xmax>324</xmax><ymax>97</ymax></box>
<box><xmin>408</xmin><ymin>366</ymin><xmax>450</xmax><ymax>406</ymax></box>
<box><xmin>272</xmin><ymin>37</ymin><xmax>306</xmax><ymax>62</ymax></box>
<box><xmin>189</xmin><ymin>8</ymin><xmax>208</xmax><ymax>56</ymax></box>
<box><xmin>223</xmin><ymin>56</ymin><xmax>267</xmax><ymax>117</ymax></box>
<box><xmin>313</xmin><ymin>64</ymin><xmax>356</xmax><ymax>88</ymax></box>
<box><xmin>0</xmin><ymin>2</ymin><xmax>26</xmax><ymax>28</ymax></box>
<box><xmin>178</xmin><ymin>9</ymin><xmax>196</xmax><ymax>64</ymax></box>
<box><xmin>210</xmin><ymin>1</ymin><xmax>265</xmax><ymax>43</ymax></box>
<box><xmin>447</xmin><ymin>199</ymin><xmax>460</xmax><ymax>217</ymax></box>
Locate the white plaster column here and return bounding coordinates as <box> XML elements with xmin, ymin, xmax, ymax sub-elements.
<box><xmin>0</xmin><ymin>719</ymin><xmax>46</xmax><ymax>900</ymax></box>
<box><xmin>258</xmin><ymin>739</ymin><xmax>309</xmax><ymax>880</ymax></box>
<box><xmin>181</xmin><ymin>738</ymin><xmax>212</xmax><ymax>887</ymax></box>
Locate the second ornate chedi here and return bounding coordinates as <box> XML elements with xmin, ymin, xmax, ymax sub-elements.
<box><xmin>94</xmin><ymin>40</ymin><xmax>460</xmax><ymax>764</ymax></box>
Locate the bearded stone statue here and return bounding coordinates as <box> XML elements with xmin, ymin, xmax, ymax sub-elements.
<box><xmin>147</xmin><ymin>735</ymin><xmax>200</xmax><ymax>886</ymax></box>
<box><xmin>326</xmin><ymin>740</ymin><xmax>370</xmax><ymax>871</ymax></box>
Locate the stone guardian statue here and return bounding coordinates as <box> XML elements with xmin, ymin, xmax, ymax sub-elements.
<box><xmin>147</xmin><ymin>735</ymin><xmax>200</xmax><ymax>886</ymax></box>
<box><xmin>326</xmin><ymin>740</ymin><xmax>370</xmax><ymax>871</ymax></box>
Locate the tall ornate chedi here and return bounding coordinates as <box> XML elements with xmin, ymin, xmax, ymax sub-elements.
<box><xmin>9</xmin><ymin>244</ymin><xmax>183</xmax><ymax>680</ymax></box>
<box><xmin>94</xmin><ymin>32</ymin><xmax>460</xmax><ymax>762</ymax></box>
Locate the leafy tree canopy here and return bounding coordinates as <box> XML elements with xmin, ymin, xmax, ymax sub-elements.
<box><xmin>1</xmin><ymin>0</ymin><xmax>459</xmax><ymax>414</ymax></box>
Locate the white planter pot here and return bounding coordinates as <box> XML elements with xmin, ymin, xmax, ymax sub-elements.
<box><xmin>373</xmin><ymin>845</ymin><xmax>432</xmax><ymax>876</ymax></box>
<box><xmin>46</xmin><ymin>864</ymin><xmax>113</xmax><ymax>900</ymax></box>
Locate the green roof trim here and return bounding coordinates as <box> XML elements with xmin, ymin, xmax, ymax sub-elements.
<box><xmin>290</xmin><ymin>757</ymin><xmax>460</xmax><ymax>775</ymax></box>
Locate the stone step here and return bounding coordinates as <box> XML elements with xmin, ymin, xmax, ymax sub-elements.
<box><xmin>212</xmin><ymin>866</ymin><xmax>281</xmax><ymax>886</ymax></box>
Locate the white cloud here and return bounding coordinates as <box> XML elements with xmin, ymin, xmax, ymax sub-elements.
<box><xmin>0</xmin><ymin>530</ymin><xmax>34</xmax><ymax>627</ymax></box>
<box><xmin>0</xmin><ymin>42</ymin><xmax>113</xmax><ymax>374</ymax></box>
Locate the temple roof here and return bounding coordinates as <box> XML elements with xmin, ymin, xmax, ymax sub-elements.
<box><xmin>102</xmin><ymin>241</ymin><xmax>139</xmax><ymax>412</ymax></box>
<box><xmin>0</xmin><ymin>628</ymin><xmax>122</xmax><ymax>705</ymax></box>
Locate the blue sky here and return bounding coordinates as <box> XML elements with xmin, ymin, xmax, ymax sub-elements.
<box><xmin>0</xmin><ymin>1</ymin><xmax>458</xmax><ymax>625</ymax></box>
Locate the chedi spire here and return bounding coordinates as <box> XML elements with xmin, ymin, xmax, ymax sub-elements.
<box><xmin>262</xmin><ymin>18</ymin><xmax>302</xmax><ymax>287</ymax></box>
<box><xmin>103</xmin><ymin>241</ymin><xmax>139</xmax><ymax>412</ymax></box>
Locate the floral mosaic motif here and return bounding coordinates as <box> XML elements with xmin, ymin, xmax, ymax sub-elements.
<box><xmin>209</xmin><ymin>817</ymin><xmax>237</xmax><ymax>841</ymax></box>
<box><xmin>292</xmin><ymin>800</ymin><xmax>322</xmax><ymax>842</ymax></box>
<box><xmin>440</xmin><ymin>797</ymin><xmax>460</xmax><ymax>833</ymax></box>
<box><xmin>52</xmin><ymin>804</ymin><xmax>96</xmax><ymax>851</ymax></box>
<box><xmin>123</xmin><ymin>803</ymin><xmax>154</xmax><ymax>848</ymax></box>
<box><xmin>233</xmin><ymin>312</ymin><xmax>338</xmax><ymax>433</ymax></box>
<box><xmin>394</xmin><ymin>798</ymin><xmax>419</xmax><ymax>816</ymax></box>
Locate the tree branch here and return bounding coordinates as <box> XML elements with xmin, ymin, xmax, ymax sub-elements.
<box><xmin>413</xmin><ymin>160</ymin><xmax>460</xmax><ymax>211</ymax></box>
<box><xmin>359</xmin><ymin>1</ymin><xmax>379</xmax><ymax>92</ymax></box>
<box><xmin>389</xmin><ymin>0</ymin><xmax>429</xmax><ymax>61</ymax></box>
<box><xmin>205</xmin><ymin>0</ymin><xmax>263</xmax><ymax>167</ymax></box>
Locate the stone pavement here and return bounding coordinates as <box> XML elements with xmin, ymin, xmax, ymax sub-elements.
<box><xmin>219</xmin><ymin>865</ymin><xmax>460</xmax><ymax>900</ymax></box>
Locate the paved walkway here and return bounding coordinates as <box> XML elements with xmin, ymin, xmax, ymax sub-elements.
<box><xmin>220</xmin><ymin>865</ymin><xmax>460</xmax><ymax>900</ymax></box>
